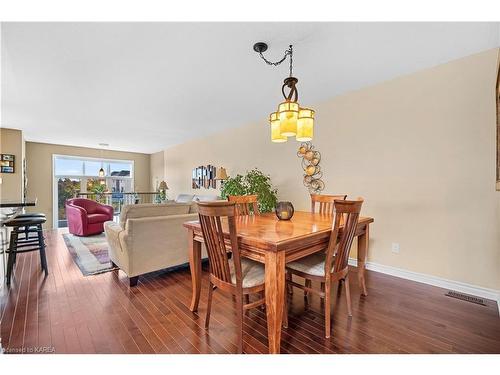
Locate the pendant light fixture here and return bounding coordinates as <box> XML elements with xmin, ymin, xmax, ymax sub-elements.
<box><xmin>98</xmin><ymin>143</ymin><xmax>107</xmax><ymax>177</ymax></box>
<box><xmin>254</xmin><ymin>42</ymin><xmax>315</xmax><ymax>143</ymax></box>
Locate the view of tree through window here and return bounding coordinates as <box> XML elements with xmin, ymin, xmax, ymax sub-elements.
<box><xmin>57</xmin><ymin>178</ymin><xmax>81</xmax><ymax>226</ymax></box>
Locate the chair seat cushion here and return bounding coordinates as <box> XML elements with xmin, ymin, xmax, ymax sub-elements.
<box><xmin>229</xmin><ymin>258</ymin><xmax>265</xmax><ymax>288</ymax></box>
<box><xmin>286</xmin><ymin>252</ymin><xmax>330</xmax><ymax>277</ymax></box>
<box><xmin>87</xmin><ymin>213</ymin><xmax>110</xmax><ymax>224</ymax></box>
<box><xmin>4</xmin><ymin>216</ymin><xmax>46</xmax><ymax>227</ymax></box>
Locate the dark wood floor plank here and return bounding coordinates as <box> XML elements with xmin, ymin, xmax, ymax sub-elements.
<box><xmin>2</xmin><ymin>228</ymin><xmax>499</xmax><ymax>354</ymax></box>
<box><xmin>5</xmin><ymin>253</ymin><xmax>30</xmax><ymax>351</ymax></box>
<box><xmin>23</xmin><ymin>252</ymin><xmax>39</xmax><ymax>351</ymax></box>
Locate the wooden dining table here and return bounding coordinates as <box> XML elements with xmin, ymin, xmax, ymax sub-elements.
<box><xmin>184</xmin><ymin>211</ymin><xmax>374</xmax><ymax>354</ymax></box>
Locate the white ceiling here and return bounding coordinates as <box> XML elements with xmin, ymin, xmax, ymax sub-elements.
<box><xmin>2</xmin><ymin>22</ymin><xmax>499</xmax><ymax>154</ymax></box>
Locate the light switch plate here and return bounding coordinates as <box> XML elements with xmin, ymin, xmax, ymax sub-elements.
<box><xmin>391</xmin><ymin>242</ymin><xmax>400</xmax><ymax>254</ymax></box>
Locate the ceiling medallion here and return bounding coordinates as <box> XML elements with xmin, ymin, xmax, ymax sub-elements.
<box><xmin>254</xmin><ymin>42</ymin><xmax>315</xmax><ymax>143</ymax></box>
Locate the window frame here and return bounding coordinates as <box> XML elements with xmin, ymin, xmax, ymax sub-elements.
<box><xmin>52</xmin><ymin>154</ymin><xmax>135</xmax><ymax>228</ymax></box>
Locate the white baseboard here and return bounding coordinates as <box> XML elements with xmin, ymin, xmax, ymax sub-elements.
<box><xmin>348</xmin><ymin>258</ymin><xmax>500</xmax><ymax>314</ymax></box>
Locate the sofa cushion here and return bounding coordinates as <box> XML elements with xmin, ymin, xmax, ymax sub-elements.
<box><xmin>87</xmin><ymin>213</ymin><xmax>110</xmax><ymax>224</ymax></box>
<box><xmin>119</xmin><ymin>203</ymin><xmax>191</xmax><ymax>226</ymax></box>
<box><xmin>175</xmin><ymin>194</ymin><xmax>194</xmax><ymax>203</ymax></box>
<box><xmin>230</xmin><ymin>258</ymin><xmax>265</xmax><ymax>288</ymax></box>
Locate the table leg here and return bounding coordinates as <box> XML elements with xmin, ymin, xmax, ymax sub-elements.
<box><xmin>357</xmin><ymin>224</ymin><xmax>369</xmax><ymax>296</ymax></box>
<box><xmin>188</xmin><ymin>229</ymin><xmax>202</xmax><ymax>312</ymax></box>
<box><xmin>265</xmin><ymin>251</ymin><xmax>286</xmax><ymax>354</ymax></box>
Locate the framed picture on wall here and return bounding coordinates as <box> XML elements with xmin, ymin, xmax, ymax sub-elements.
<box><xmin>0</xmin><ymin>154</ymin><xmax>15</xmax><ymax>173</ymax></box>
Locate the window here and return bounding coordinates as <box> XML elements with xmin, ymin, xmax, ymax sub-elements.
<box><xmin>53</xmin><ymin>155</ymin><xmax>134</xmax><ymax>228</ymax></box>
<box><xmin>110</xmin><ymin>162</ymin><xmax>131</xmax><ymax>177</ymax></box>
<box><xmin>84</xmin><ymin>160</ymin><xmax>106</xmax><ymax>176</ymax></box>
<box><xmin>54</xmin><ymin>158</ymin><xmax>83</xmax><ymax>176</ymax></box>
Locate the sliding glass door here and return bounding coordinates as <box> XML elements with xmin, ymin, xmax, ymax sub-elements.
<box><xmin>53</xmin><ymin>155</ymin><xmax>134</xmax><ymax>228</ymax></box>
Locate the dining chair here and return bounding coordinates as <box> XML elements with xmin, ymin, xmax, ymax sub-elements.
<box><xmin>297</xmin><ymin>194</ymin><xmax>348</xmax><ymax>298</ymax></box>
<box><xmin>310</xmin><ymin>193</ymin><xmax>347</xmax><ymax>214</ymax></box>
<box><xmin>227</xmin><ymin>194</ymin><xmax>259</xmax><ymax>216</ymax></box>
<box><xmin>197</xmin><ymin>201</ymin><xmax>266</xmax><ymax>353</ymax></box>
<box><xmin>284</xmin><ymin>198</ymin><xmax>363</xmax><ymax>338</ymax></box>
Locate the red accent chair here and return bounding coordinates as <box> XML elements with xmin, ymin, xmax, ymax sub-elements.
<box><xmin>65</xmin><ymin>198</ymin><xmax>114</xmax><ymax>236</ymax></box>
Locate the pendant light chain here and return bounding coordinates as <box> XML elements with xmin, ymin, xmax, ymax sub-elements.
<box><xmin>258</xmin><ymin>45</ymin><xmax>293</xmax><ymax>76</ymax></box>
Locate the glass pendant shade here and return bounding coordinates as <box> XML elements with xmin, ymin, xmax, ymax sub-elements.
<box><xmin>278</xmin><ymin>101</ymin><xmax>299</xmax><ymax>136</ymax></box>
<box><xmin>296</xmin><ymin>108</ymin><xmax>315</xmax><ymax>141</ymax></box>
<box><xmin>98</xmin><ymin>167</ymin><xmax>105</xmax><ymax>177</ymax></box>
<box><xmin>269</xmin><ymin>112</ymin><xmax>287</xmax><ymax>143</ymax></box>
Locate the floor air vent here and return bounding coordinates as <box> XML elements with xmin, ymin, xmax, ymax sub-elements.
<box><xmin>445</xmin><ymin>291</ymin><xmax>486</xmax><ymax>306</ymax></box>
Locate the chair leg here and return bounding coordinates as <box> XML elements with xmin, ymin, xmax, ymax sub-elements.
<box><xmin>205</xmin><ymin>282</ymin><xmax>214</xmax><ymax>329</ymax></box>
<box><xmin>283</xmin><ymin>295</ymin><xmax>288</xmax><ymax>328</ymax></box>
<box><xmin>236</xmin><ymin>294</ymin><xmax>244</xmax><ymax>354</ymax></box>
<box><xmin>304</xmin><ymin>279</ymin><xmax>311</xmax><ymax>297</ymax></box>
<box><xmin>244</xmin><ymin>294</ymin><xmax>250</xmax><ymax>315</ymax></box>
<box><xmin>37</xmin><ymin>225</ymin><xmax>48</xmax><ymax>276</ymax></box>
<box><xmin>345</xmin><ymin>275</ymin><xmax>353</xmax><ymax>317</ymax></box>
<box><xmin>286</xmin><ymin>270</ymin><xmax>293</xmax><ymax>295</ymax></box>
<box><xmin>324</xmin><ymin>281</ymin><xmax>331</xmax><ymax>338</ymax></box>
<box><xmin>320</xmin><ymin>282</ymin><xmax>325</xmax><ymax>299</ymax></box>
<box><xmin>6</xmin><ymin>231</ymin><xmax>18</xmax><ymax>287</ymax></box>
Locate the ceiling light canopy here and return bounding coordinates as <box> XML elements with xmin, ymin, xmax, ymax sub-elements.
<box><xmin>254</xmin><ymin>43</ymin><xmax>315</xmax><ymax>143</ymax></box>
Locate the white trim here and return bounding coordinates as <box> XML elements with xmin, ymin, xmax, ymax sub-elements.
<box><xmin>348</xmin><ymin>258</ymin><xmax>500</xmax><ymax>314</ymax></box>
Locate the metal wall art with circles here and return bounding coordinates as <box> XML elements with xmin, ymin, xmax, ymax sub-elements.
<box><xmin>297</xmin><ymin>142</ymin><xmax>325</xmax><ymax>194</ymax></box>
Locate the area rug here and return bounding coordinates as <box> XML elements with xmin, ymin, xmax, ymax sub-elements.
<box><xmin>62</xmin><ymin>233</ymin><xmax>118</xmax><ymax>276</ymax></box>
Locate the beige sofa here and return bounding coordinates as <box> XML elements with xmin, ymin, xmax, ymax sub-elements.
<box><xmin>104</xmin><ymin>202</ymin><xmax>202</xmax><ymax>286</ymax></box>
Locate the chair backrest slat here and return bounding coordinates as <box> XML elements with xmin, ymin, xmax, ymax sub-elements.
<box><xmin>228</xmin><ymin>195</ymin><xmax>259</xmax><ymax>216</ymax></box>
<box><xmin>198</xmin><ymin>201</ymin><xmax>243</xmax><ymax>288</ymax></box>
<box><xmin>324</xmin><ymin>198</ymin><xmax>363</xmax><ymax>276</ymax></box>
<box><xmin>311</xmin><ymin>194</ymin><xmax>347</xmax><ymax>215</ymax></box>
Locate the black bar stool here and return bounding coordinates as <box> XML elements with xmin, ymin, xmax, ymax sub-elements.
<box><xmin>4</xmin><ymin>215</ymin><xmax>48</xmax><ymax>286</ymax></box>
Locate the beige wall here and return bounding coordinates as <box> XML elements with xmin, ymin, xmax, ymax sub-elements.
<box><xmin>163</xmin><ymin>49</ymin><xmax>500</xmax><ymax>290</ymax></box>
<box><xmin>0</xmin><ymin>128</ymin><xmax>24</xmax><ymax>201</ymax></box>
<box><xmin>26</xmin><ymin>142</ymin><xmax>151</xmax><ymax>229</ymax></box>
<box><xmin>150</xmin><ymin>150</ymin><xmax>165</xmax><ymax>191</ymax></box>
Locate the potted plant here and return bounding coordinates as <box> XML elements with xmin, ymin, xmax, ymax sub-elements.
<box><xmin>220</xmin><ymin>168</ymin><xmax>278</xmax><ymax>213</ymax></box>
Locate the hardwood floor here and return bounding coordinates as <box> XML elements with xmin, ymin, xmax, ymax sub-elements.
<box><xmin>1</xmin><ymin>229</ymin><xmax>499</xmax><ymax>354</ymax></box>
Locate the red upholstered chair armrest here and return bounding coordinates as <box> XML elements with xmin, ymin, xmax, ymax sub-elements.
<box><xmin>65</xmin><ymin>203</ymin><xmax>88</xmax><ymax>225</ymax></box>
<box><xmin>97</xmin><ymin>203</ymin><xmax>114</xmax><ymax>220</ymax></box>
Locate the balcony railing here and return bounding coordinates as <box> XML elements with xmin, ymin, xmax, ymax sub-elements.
<box><xmin>74</xmin><ymin>192</ymin><xmax>163</xmax><ymax>214</ymax></box>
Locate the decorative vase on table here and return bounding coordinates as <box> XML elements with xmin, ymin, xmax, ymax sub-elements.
<box><xmin>275</xmin><ymin>201</ymin><xmax>294</xmax><ymax>220</ymax></box>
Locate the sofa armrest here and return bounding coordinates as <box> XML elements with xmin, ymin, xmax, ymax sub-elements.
<box><xmin>104</xmin><ymin>221</ymin><xmax>122</xmax><ymax>246</ymax></box>
<box><xmin>104</xmin><ymin>221</ymin><xmax>130</xmax><ymax>272</ymax></box>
